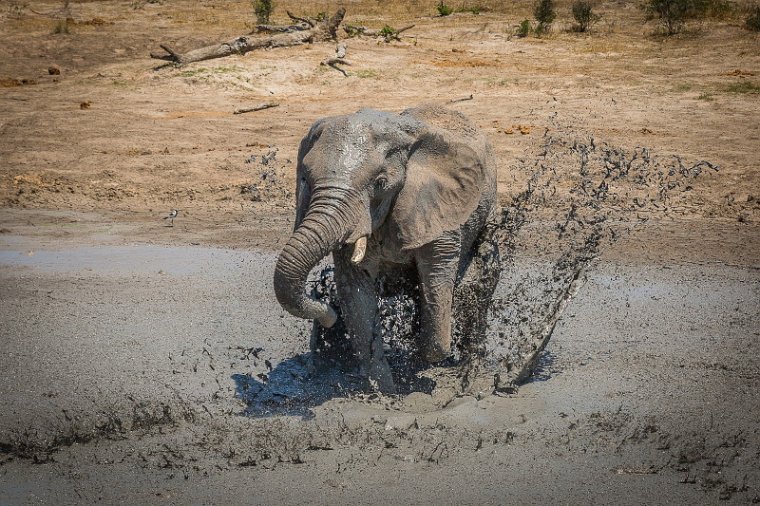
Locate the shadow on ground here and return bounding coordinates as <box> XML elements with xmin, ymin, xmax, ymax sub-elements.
<box><xmin>232</xmin><ymin>352</ymin><xmax>439</xmax><ymax>419</ymax></box>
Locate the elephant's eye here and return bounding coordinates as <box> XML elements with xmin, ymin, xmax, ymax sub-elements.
<box><xmin>374</xmin><ymin>176</ymin><xmax>388</xmax><ymax>192</ymax></box>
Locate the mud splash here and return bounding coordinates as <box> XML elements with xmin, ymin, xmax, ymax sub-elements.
<box><xmin>301</xmin><ymin>127</ymin><xmax>719</xmax><ymax>397</ymax></box>
<box><xmin>483</xmin><ymin>129</ymin><xmax>718</xmax><ymax>392</ymax></box>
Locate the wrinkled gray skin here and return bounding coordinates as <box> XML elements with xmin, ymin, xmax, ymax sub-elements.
<box><xmin>273</xmin><ymin>104</ymin><xmax>498</xmax><ymax>392</ymax></box>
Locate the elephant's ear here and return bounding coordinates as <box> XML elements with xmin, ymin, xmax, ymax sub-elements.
<box><xmin>294</xmin><ymin>118</ymin><xmax>331</xmax><ymax>230</ymax></box>
<box><xmin>392</xmin><ymin>132</ymin><xmax>485</xmax><ymax>250</ymax></box>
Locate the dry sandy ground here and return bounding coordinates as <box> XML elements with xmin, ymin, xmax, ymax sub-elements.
<box><xmin>1</xmin><ymin>1</ymin><xmax>759</xmax><ymax>504</ymax></box>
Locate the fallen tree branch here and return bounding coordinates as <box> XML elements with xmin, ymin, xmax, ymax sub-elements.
<box><xmin>233</xmin><ymin>102</ymin><xmax>280</xmax><ymax>115</ymax></box>
<box><xmin>322</xmin><ymin>57</ymin><xmax>351</xmax><ymax>66</ymax></box>
<box><xmin>158</xmin><ymin>44</ymin><xmax>180</xmax><ymax>60</ymax></box>
<box><xmin>394</xmin><ymin>24</ymin><xmax>416</xmax><ymax>37</ymax></box>
<box><xmin>321</xmin><ymin>44</ymin><xmax>351</xmax><ymax>77</ymax></box>
<box><xmin>151</xmin><ymin>8</ymin><xmax>345</xmax><ymax>66</ymax></box>
<box><xmin>448</xmin><ymin>94</ymin><xmax>474</xmax><ymax>104</ymax></box>
<box><xmin>321</xmin><ymin>58</ymin><xmax>352</xmax><ymax>76</ymax></box>
<box><xmin>286</xmin><ymin>10</ymin><xmax>315</xmax><ymax>28</ymax></box>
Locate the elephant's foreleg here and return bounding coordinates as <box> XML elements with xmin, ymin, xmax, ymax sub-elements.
<box><xmin>333</xmin><ymin>250</ymin><xmax>395</xmax><ymax>393</ymax></box>
<box><xmin>416</xmin><ymin>232</ymin><xmax>461</xmax><ymax>363</ymax></box>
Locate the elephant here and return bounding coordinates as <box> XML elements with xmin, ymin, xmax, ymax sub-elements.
<box><xmin>273</xmin><ymin>104</ymin><xmax>500</xmax><ymax>393</ymax></box>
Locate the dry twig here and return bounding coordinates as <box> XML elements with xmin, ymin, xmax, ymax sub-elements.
<box><xmin>233</xmin><ymin>102</ymin><xmax>280</xmax><ymax>115</ymax></box>
<box><xmin>448</xmin><ymin>94</ymin><xmax>474</xmax><ymax>104</ymax></box>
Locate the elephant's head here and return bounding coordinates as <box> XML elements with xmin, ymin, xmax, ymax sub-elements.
<box><xmin>273</xmin><ymin>106</ymin><xmax>488</xmax><ymax>328</ymax></box>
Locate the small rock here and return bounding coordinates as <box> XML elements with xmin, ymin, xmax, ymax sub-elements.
<box><xmin>80</xmin><ymin>101</ymin><xmax>91</xmax><ymax>110</ymax></box>
<box><xmin>48</xmin><ymin>65</ymin><xmax>61</xmax><ymax>75</ymax></box>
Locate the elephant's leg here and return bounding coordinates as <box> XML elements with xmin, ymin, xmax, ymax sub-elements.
<box><xmin>333</xmin><ymin>250</ymin><xmax>395</xmax><ymax>393</ymax></box>
<box><xmin>415</xmin><ymin>231</ymin><xmax>461</xmax><ymax>363</ymax></box>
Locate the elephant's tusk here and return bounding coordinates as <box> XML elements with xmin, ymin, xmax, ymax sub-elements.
<box><xmin>350</xmin><ymin>236</ymin><xmax>367</xmax><ymax>264</ymax></box>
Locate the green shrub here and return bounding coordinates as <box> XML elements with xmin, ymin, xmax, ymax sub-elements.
<box><xmin>53</xmin><ymin>18</ymin><xmax>70</xmax><ymax>34</ymax></box>
<box><xmin>644</xmin><ymin>0</ymin><xmax>691</xmax><ymax>34</ymax></box>
<box><xmin>378</xmin><ymin>25</ymin><xmax>402</xmax><ymax>41</ymax></box>
<box><xmin>437</xmin><ymin>1</ymin><xmax>453</xmax><ymax>16</ymax></box>
<box><xmin>571</xmin><ymin>0</ymin><xmax>601</xmax><ymax>32</ymax></box>
<box><xmin>747</xmin><ymin>4</ymin><xmax>760</xmax><ymax>30</ymax></box>
<box><xmin>379</xmin><ymin>25</ymin><xmax>397</xmax><ymax>37</ymax></box>
<box><xmin>253</xmin><ymin>0</ymin><xmax>274</xmax><ymax>24</ymax></box>
<box><xmin>534</xmin><ymin>0</ymin><xmax>556</xmax><ymax>33</ymax></box>
<box><xmin>644</xmin><ymin>0</ymin><xmax>730</xmax><ymax>35</ymax></box>
<box><xmin>516</xmin><ymin>19</ymin><xmax>532</xmax><ymax>37</ymax></box>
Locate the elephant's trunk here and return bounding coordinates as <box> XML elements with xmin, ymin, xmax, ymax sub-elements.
<box><xmin>273</xmin><ymin>190</ymin><xmax>358</xmax><ymax>328</ymax></box>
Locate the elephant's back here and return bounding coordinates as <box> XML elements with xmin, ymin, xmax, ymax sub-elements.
<box><xmin>401</xmin><ymin>104</ymin><xmax>483</xmax><ymax>145</ymax></box>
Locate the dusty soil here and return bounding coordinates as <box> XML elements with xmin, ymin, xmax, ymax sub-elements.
<box><xmin>1</xmin><ymin>1</ymin><xmax>759</xmax><ymax>504</ymax></box>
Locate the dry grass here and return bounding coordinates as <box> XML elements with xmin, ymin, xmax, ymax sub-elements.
<box><xmin>7</xmin><ymin>0</ymin><xmax>757</xmax><ymax>37</ymax></box>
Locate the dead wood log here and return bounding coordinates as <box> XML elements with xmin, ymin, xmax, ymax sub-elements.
<box><xmin>286</xmin><ymin>10</ymin><xmax>315</xmax><ymax>28</ymax></box>
<box><xmin>322</xmin><ymin>57</ymin><xmax>350</xmax><ymax>66</ymax></box>
<box><xmin>321</xmin><ymin>57</ymin><xmax>351</xmax><ymax>76</ymax></box>
<box><xmin>151</xmin><ymin>8</ymin><xmax>345</xmax><ymax>66</ymax></box>
<box><xmin>253</xmin><ymin>22</ymin><xmax>310</xmax><ymax>34</ymax></box>
<box><xmin>233</xmin><ymin>102</ymin><xmax>279</xmax><ymax>115</ymax></box>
